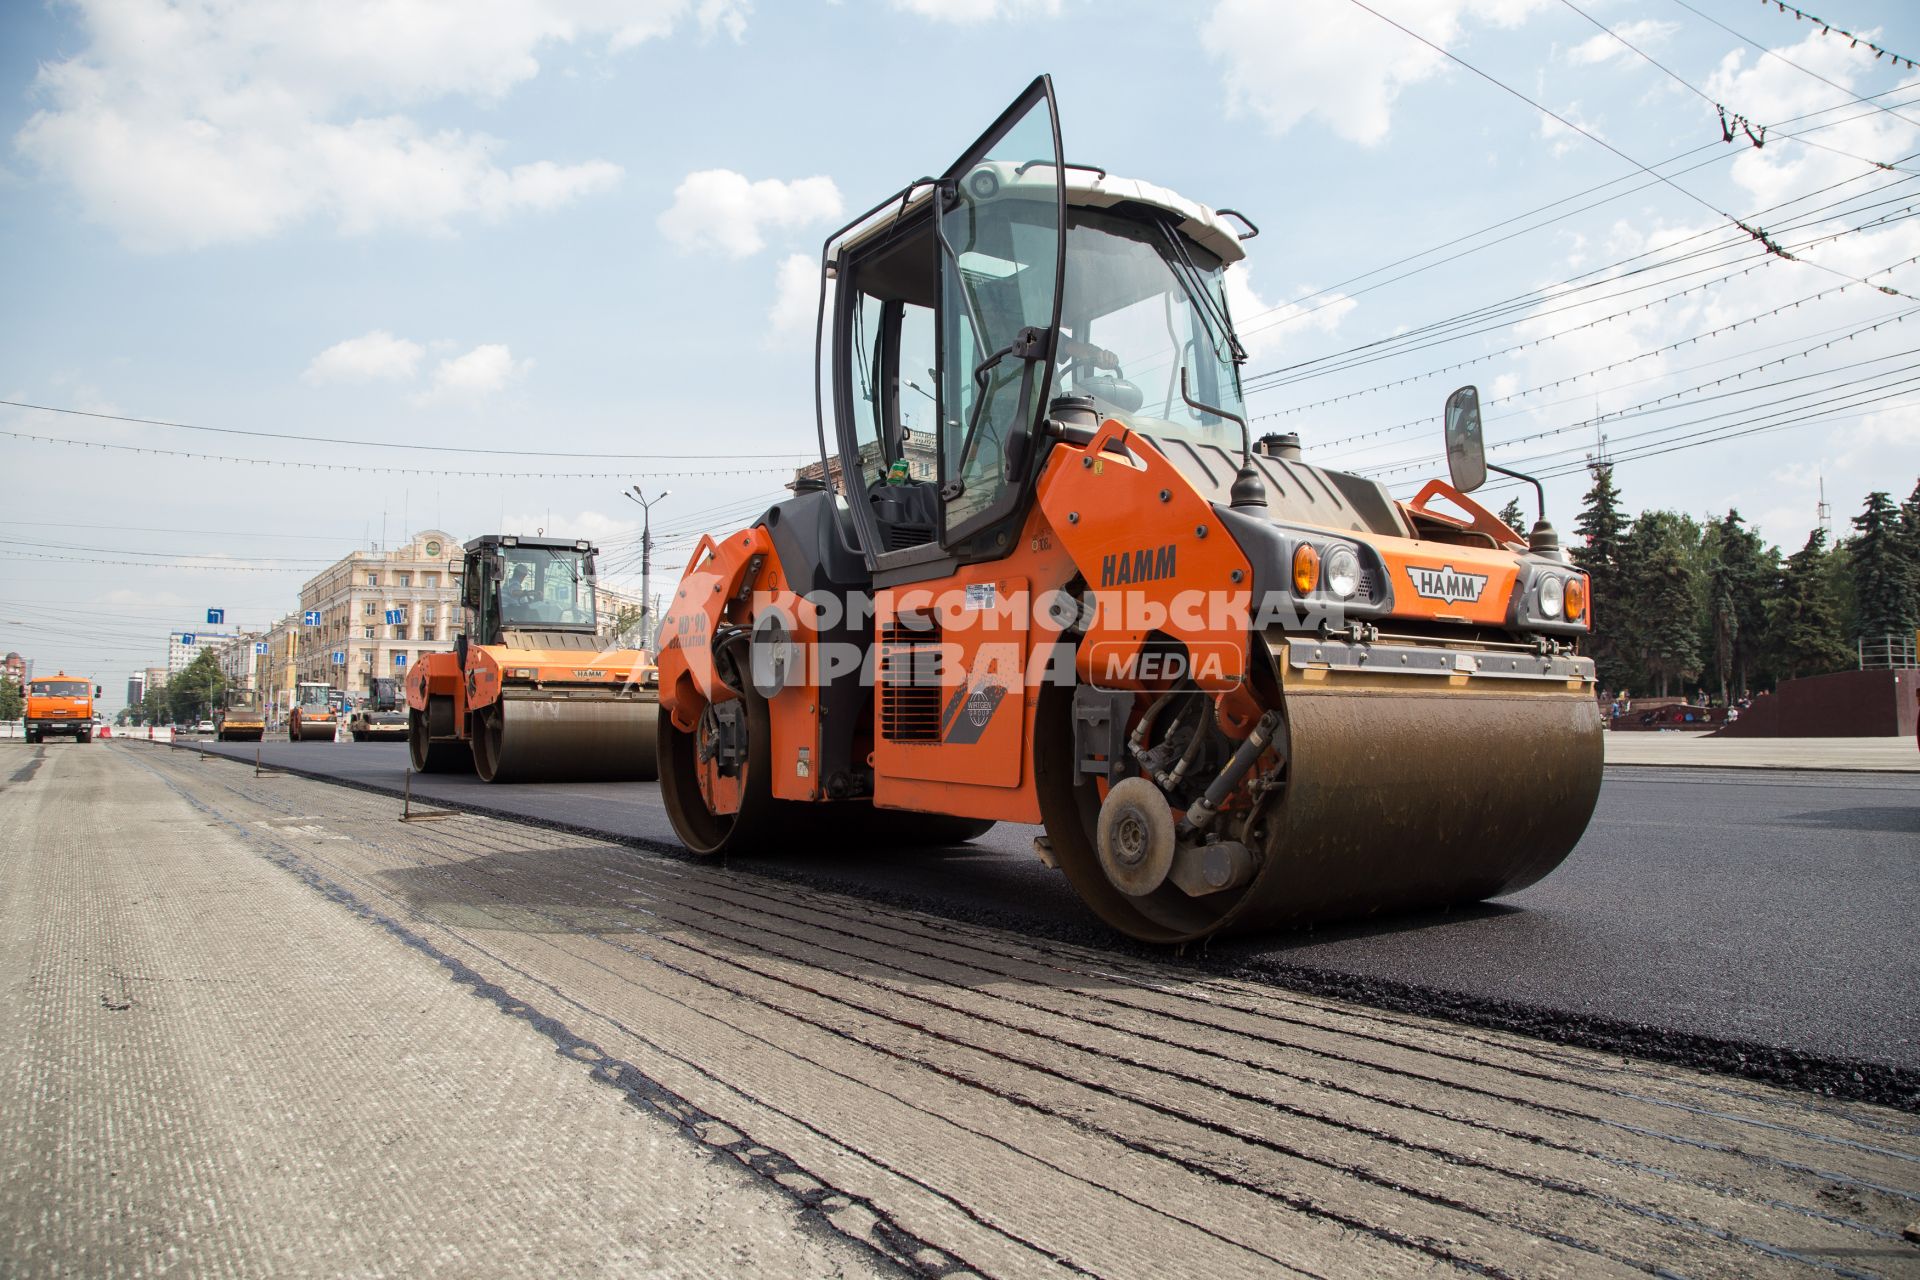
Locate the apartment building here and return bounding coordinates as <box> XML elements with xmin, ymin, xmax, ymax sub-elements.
<box><xmin>168</xmin><ymin>629</ymin><xmax>237</xmax><ymax>675</ymax></box>
<box><xmin>294</xmin><ymin>529</ymin><xmax>463</xmax><ymax>699</ymax></box>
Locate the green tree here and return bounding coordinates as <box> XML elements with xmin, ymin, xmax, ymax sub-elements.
<box><xmin>1571</xmin><ymin>465</ymin><xmax>1633</xmax><ymax>693</ymax></box>
<box><xmin>1849</xmin><ymin>490</ymin><xmax>1917</xmax><ymax>643</ymax></box>
<box><xmin>140</xmin><ymin>682</ymin><xmax>169</xmax><ymax>725</ymax></box>
<box><xmin>1496</xmin><ymin>496</ymin><xmax>1527</xmax><ymax>535</ymax></box>
<box><xmin>1767</xmin><ymin>528</ymin><xmax>1853</xmax><ymax>678</ymax></box>
<box><xmin>0</xmin><ymin>676</ymin><xmax>22</xmax><ymax>722</ymax></box>
<box><xmin>1704</xmin><ymin>510</ymin><xmax>1776</xmax><ymax>700</ymax></box>
<box><xmin>1618</xmin><ymin>510</ymin><xmax>1702</xmax><ymax>697</ymax></box>
<box><xmin>167</xmin><ymin>651</ymin><xmax>226</xmax><ymax>724</ymax></box>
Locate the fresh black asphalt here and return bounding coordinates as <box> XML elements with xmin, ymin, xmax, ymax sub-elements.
<box><xmin>168</xmin><ymin>735</ymin><xmax>1920</xmax><ymax>1100</ymax></box>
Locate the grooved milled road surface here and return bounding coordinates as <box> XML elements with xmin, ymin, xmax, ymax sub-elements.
<box><xmin>9</xmin><ymin>741</ymin><xmax>1919</xmax><ymax>1277</ymax></box>
<box><xmin>182</xmin><ymin>736</ymin><xmax>1920</xmax><ymax>1079</ymax></box>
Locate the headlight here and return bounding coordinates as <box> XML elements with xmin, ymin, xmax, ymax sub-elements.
<box><xmin>510</xmin><ymin>667</ymin><xmax>535</xmax><ymax>679</ymax></box>
<box><xmin>1291</xmin><ymin>544</ymin><xmax>1321</xmax><ymax>594</ymax></box>
<box><xmin>1537</xmin><ymin>574</ymin><xmax>1565</xmax><ymax>620</ymax></box>
<box><xmin>1323</xmin><ymin>546</ymin><xmax>1360</xmax><ymax>600</ymax></box>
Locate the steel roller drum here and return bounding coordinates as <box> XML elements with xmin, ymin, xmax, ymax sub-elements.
<box><xmin>1041</xmin><ymin>663</ymin><xmax>1603</xmax><ymax>944</ymax></box>
<box><xmin>471</xmin><ymin>696</ymin><xmax>659</xmax><ymax>784</ymax></box>
<box><xmin>1229</xmin><ymin>679</ymin><xmax>1604</xmax><ymax>932</ymax></box>
<box><xmin>295</xmin><ymin>719</ymin><xmax>335</xmax><ymax>741</ymax></box>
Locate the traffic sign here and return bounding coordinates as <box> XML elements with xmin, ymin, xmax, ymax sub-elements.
<box><xmin>393</xmin><ymin>653</ymin><xmax>408</xmax><ymax>667</ymax></box>
<box><xmin>254</xmin><ymin>642</ymin><xmax>269</xmax><ymax>656</ymax></box>
<box><xmin>303</xmin><ymin>610</ymin><xmax>322</xmax><ymax>626</ymax></box>
<box><xmin>180</xmin><ymin>632</ymin><xmax>195</xmax><ymax>646</ymax></box>
<box><xmin>331</xmin><ymin>650</ymin><xmax>346</xmax><ymax>666</ymax></box>
<box><xmin>384</xmin><ymin>609</ymin><xmax>403</xmax><ymax>625</ymax></box>
<box><xmin>206</xmin><ymin>608</ymin><xmax>224</xmax><ymax>625</ymax></box>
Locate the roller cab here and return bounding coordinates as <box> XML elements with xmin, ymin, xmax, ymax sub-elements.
<box><xmin>216</xmin><ymin>690</ymin><xmax>266</xmax><ymax>741</ymax></box>
<box><xmin>654</xmin><ymin>76</ymin><xmax>1600</xmax><ymax>942</ymax></box>
<box><xmin>404</xmin><ymin>534</ymin><xmax>659</xmax><ymax>782</ymax></box>
<box><xmin>288</xmin><ymin>682</ymin><xmax>337</xmax><ymax>742</ymax></box>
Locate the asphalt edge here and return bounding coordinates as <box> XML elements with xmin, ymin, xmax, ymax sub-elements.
<box><xmin>144</xmin><ymin>739</ymin><xmax>1920</xmax><ymax>1113</ymax></box>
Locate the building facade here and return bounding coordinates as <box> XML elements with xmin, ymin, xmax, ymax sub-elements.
<box><xmin>262</xmin><ymin>614</ymin><xmax>299</xmax><ymax>718</ymax></box>
<box><xmin>294</xmin><ymin>529</ymin><xmax>463</xmax><ymax>699</ymax></box>
<box><xmin>168</xmin><ymin>630</ymin><xmax>237</xmax><ymax>675</ymax></box>
<box><xmin>4</xmin><ymin>651</ymin><xmax>29</xmax><ymax>684</ymax></box>
<box><xmin>214</xmin><ymin>632</ymin><xmax>266</xmax><ymax>694</ymax></box>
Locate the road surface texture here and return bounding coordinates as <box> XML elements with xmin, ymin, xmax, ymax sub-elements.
<box><xmin>9</xmin><ymin>741</ymin><xmax>1920</xmax><ymax>1277</ymax></box>
<box><xmin>174</xmin><ymin>736</ymin><xmax>1920</xmax><ymax>1099</ymax></box>
<box><xmin>0</xmin><ymin>742</ymin><xmax>880</xmax><ymax>1279</ymax></box>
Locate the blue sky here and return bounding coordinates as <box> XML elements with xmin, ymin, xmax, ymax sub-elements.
<box><xmin>3</xmin><ymin>0</ymin><xmax>1917</xmax><ymax>707</ymax></box>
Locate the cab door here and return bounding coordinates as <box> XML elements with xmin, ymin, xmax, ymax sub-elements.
<box><xmin>934</xmin><ymin>74</ymin><xmax>1066</xmax><ymax>559</ymax></box>
<box><xmin>872</xmin><ymin>77</ymin><xmax>1068</xmax><ymax>809</ymax></box>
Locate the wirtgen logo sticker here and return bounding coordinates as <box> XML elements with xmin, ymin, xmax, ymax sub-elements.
<box><xmin>1407</xmin><ymin>564</ymin><xmax>1488</xmax><ymax>605</ymax></box>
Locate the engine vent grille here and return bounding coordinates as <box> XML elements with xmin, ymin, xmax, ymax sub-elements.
<box><xmin>879</xmin><ymin>620</ymin><xmax>944</xmax><ymax>742</ymax></box>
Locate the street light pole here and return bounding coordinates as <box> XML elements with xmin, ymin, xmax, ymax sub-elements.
<box><xmin>623</xmin><ymin>486</ymin><xmax>671</xmax><ymax>650</ymax></box>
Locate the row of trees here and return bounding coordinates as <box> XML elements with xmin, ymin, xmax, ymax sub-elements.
<box><xmin>1565</xmin><ymin>467</ymin><xmax>1920</xmax><ymax>699</ymax></box>
<box><xmin>126</xmin><ymin>650</ymin><xmax>228</xmax><ymax>726</ymax></box>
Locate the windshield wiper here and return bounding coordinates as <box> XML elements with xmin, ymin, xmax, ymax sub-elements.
<box><xmin>1155</xmin><ymin>218</ymin><xmax>1245</xmax><ymax>366</ymax></box>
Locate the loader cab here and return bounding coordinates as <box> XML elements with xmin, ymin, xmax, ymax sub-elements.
<box><xmin>460</xmin><ymin>535</ymin><xmax>600</xmax><ymax>643</ymax></box>
<box><xmin>822</xmin><ymin>74</ymin><xmax>1252</xmax><ymax>576</ymax></box>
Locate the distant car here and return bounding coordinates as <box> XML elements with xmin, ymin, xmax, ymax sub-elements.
<box><xmin>194</xmin><ymin>720</ymin><xmax>215</xmax><ymax>733</ymax></box>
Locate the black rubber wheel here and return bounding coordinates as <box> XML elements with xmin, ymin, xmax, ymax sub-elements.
<box><xmin>659</xmin><ymin>689</ymin><xmax>785</xmax><ymax>856</ymax></box>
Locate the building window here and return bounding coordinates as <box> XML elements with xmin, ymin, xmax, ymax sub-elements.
<box><xmin>424</xmin><ymin>605</ymin><xmax>438</xmax><ymax>623</ymax></box>
<box><xmin>365</xmin><ymin>571</ymin><xmax>379</xmax><ymax>587</ymax></box>
<box><xmin>421</xmin><ymin>573</ymin><xmax>438</xmax><ymax>588</ymax></box>
<box><xmin>395</xmin><ymin>572</ymin><xmax>411</xmax><ymax>588</ymax></box>
<box><xmin>363</xmin><ymin>626</ymin><xmax>374</xmax><ymax>640</ymax></box>
<box><xmin>364</xmin><ymin>601</ymin><xmax>377</xmax><ymax>617</ymax></box>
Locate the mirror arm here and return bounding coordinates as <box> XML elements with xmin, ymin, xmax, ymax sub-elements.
<box><xmin>1486</xmin><ymin>461</ymin><xmax>1546</xmax><ymax>527</ymax></box>
<box><xmin>1179</xmin><ymin>368</ymin><xmax>1265</xmax><ymax>509</ymax></box>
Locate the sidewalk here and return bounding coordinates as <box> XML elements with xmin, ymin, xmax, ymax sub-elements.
<box><xmin>1604</xmin><ymin>730</ymin><xmax>1920</xmax><ymax>772</ymax></box>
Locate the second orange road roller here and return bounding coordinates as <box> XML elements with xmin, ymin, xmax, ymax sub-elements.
<box><xmin>651</xmin><ymin>76</ymin><xmax>1602</xmax><ymax>944</ymax></box>
<box><xmin>405</xmin><ymin>534</ymin><xmax>658</xmax><ymax>783</ymax></box>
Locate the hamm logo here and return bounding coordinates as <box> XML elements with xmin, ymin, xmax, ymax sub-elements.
<box><xmin>1408</xmin><ymin>564</ymin><xmax>1488</xmax><ymax>605</ymax></box>
<box><xmin>1100</xmin><ymin>544</ymin><xmax>1177</xmax><ymax>587</ymax></box>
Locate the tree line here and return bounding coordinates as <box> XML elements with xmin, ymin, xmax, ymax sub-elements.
<box><xmin>125</xmin><ymin>649</ymin><xmax>229</xmax><ymax>726</ymax></box>
<box><xmin>1564</xmin><ymin>467</ymin><xmax>1920</xmax><ymax>700</ymax></box>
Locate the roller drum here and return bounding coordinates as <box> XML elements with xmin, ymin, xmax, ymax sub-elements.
<box><xmin>472</xmin><ymin>696</ymin><xmax>659</xmax><ymax>784</ymax></box>
<box><xmin>295</xmin><ymin>717</ymin><xmax>336</xmax><ymax>742</ymax></box>
<box><xmin>1229</xmin><ymin>684</ymin><xmax>1602</xmax><ymax>932</ymax></box>
<box><xmin>1042</xmin><ymin>674</ymin><xmax>1602</xmax><ymax>943</ymax></box>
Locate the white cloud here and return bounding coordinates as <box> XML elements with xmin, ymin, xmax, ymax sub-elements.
<box><xmin>10</xmin><ymin>1</ymin><xmax>747</xmax><ymax>251</ymax></box>
<box><xmin>889</xmin><ymin>0</ymin><xmax>1059</xmax><ymax>21</ymax></box>
<box><xmin>658</xmin><ymin>170</ymin><xmax>843</xmax><ymax>258</ymax></box>
<box><xmin>1565</xmin><ymin>19</ymin><xmax>1679</xmax><ymax>67</ymax></box>
<box><xmin>412</xmin><ymin>343</ymin><xmax>532</xmax><ymax>404</ymax></box>
<box><xmin>767</xmin><ymin>253</ymin><xmax>820</xmax><ymax>342</ymax></box>
<box><xmin>1226</xmin><ymin>264</ymin><xmax>1357</xmax><ymax>365</ymax></box>
<box><xmin>1200</xmin><ymin>0</ymin><xmax>1547</xmax><ymax>146</ymax></box>
<box><xmin>302</xmin><ymin>330</ymin><xmax>425</xmax><ymax>384</ymax></box>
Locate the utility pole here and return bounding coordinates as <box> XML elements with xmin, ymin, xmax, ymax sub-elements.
<box><xmin>623</xmin><ymin>486</ymin><xmax>671</xmax><ymax>650</ymax></box>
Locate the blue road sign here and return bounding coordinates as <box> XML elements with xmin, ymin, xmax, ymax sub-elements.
<box><xmin>180</xmin><ymin>633</ymin><xmax>195</xmax><ymax>646</ymax></box>
<box><xmin>254</xmin><ymin>642</ymin><xmax>270</xmax><ymax>656</ymax></box>
<box><xmin>303</xmin><ymin>610</ymin><xmax>322</xmax><ymax>626</ymax></box>
<box><xmin>393</xmin><ymin>653</ymin><xmax>408</xmax><ymax>667</ymax></box>
<box><xmin>206</xmin><ymin>608</ymin><xmax>224</xmax><ymax>625</ymax></box>
<box><xmin>384</xmin><ymin>609</ymin><xmax>403</xmax><ymax>625</ymax></box>
<box><xmin>331</xmin><ymin>650</ymin><xmax>346</xmax><ymax>666</ymax></box>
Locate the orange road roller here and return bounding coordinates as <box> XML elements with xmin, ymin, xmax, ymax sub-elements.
<box><xmin>288</xmin><ymin>682</ymin><xmax>338</xmax><ymax>742</ymax></box>
<box><xmin>653</xmin><ymin>77</ymin><xmax>1601</xmax><ymax>943</ymax></box>
<box><xmin>405</xmin><ymin>534</ymin><xmax>658</xmax><ymax>783</ymax></box>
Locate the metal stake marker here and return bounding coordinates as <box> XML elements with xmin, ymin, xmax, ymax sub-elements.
<box><xmin>400</xmin><ymin>768</ymin><xmax>452</xmax><ymax>823</ymax></box>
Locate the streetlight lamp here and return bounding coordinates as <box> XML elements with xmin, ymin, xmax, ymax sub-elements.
<box><xmin>622</xmin><ymin>486</ymin><xmax>670</xmax><ymax>650</ymax></box>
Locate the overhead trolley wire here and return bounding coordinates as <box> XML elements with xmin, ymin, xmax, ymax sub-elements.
<box><xmin>0</xmin><ymin>399</ymin><xmax>811</xmax><ymax>462</ymax></box>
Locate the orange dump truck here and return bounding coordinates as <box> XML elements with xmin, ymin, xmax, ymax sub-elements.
<box><xmin>24</xmin><ymin>673</ymin><xmax>100</xmax><ymax>744</ymax></box>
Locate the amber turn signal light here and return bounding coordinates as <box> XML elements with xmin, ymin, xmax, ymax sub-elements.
<box><xmin>1565</xmin><ymin>575</ymin><xmax>1588</xmax><ymax>622</ymax></box>
<box><xmin>1292</xmin><ymin>543</ymin><xmax>1321</xmax><ymax>594</ymax></box>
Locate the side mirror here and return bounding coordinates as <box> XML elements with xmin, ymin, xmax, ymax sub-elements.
<box><xmin>95</xmin><ymin>685</ymin><xmax>103</xmax><ymax>698</ymax></box>
<box><xmin>1444</xmin><ymin>385</ymin><xmax>1487</xmax><ymax>494</ymax></box>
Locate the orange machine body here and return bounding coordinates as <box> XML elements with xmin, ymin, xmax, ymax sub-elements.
<box><xmin>23</xmin><ymin>673</ymin><xmax>96</xmax><ymax>743</ymax></box>
<box><xmin>406</xmin><ymin>643</ymin><xmax>654</xmax><ymax>735</ymax></box>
